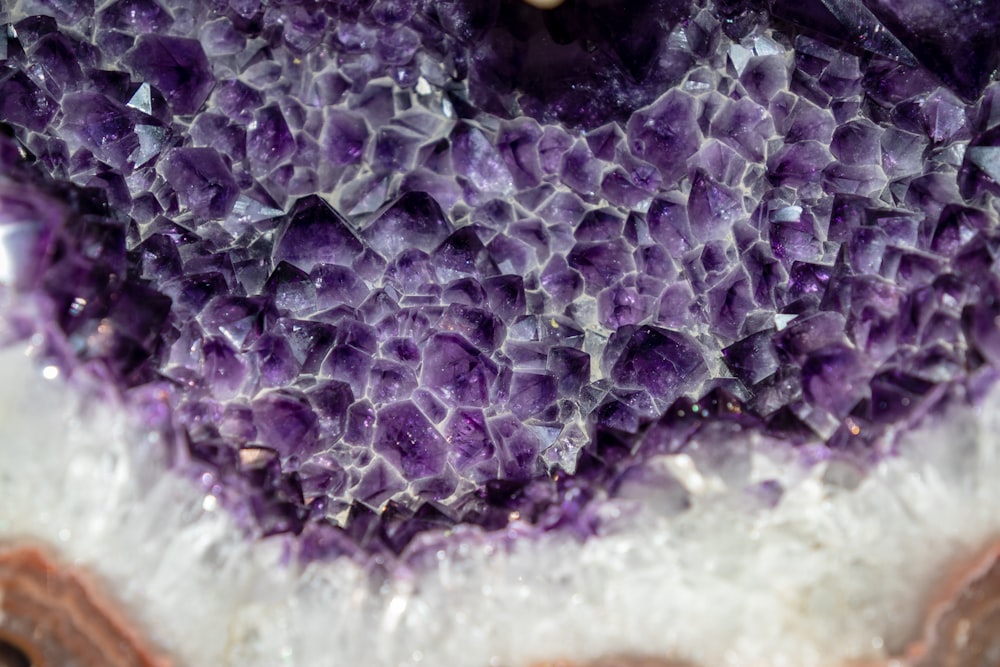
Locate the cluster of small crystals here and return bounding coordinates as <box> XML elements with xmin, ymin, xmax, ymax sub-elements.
<box><xmin>1</xmin><ymin>0</ymin><xmax>1000</xmax><ymax>559</ymax></box>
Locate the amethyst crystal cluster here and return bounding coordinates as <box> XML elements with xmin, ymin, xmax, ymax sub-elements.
<box><xmin>0</xmin><ymin>0</ymin><xmax>999</xmax><ymax>561</ymax></box>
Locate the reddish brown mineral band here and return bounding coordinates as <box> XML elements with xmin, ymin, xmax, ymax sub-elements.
<box><xmin>908</xmin><ymin>543</ymin><xmax>1000</xmax><ymax>667</ymax></box>
<box><xmin>0</xmin><ymin>544</ymin><xmax>171</xmax><ymax>667</ymax></box>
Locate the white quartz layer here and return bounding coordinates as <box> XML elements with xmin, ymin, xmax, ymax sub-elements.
<box><xmin>1</xmin><ymin>343</ymin><xmax>998</xmax><ymax>667</ymax></box>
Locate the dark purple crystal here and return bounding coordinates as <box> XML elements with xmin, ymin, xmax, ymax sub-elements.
<box><xmin>373</xmin><ymin>401</ymin><xmax>448</xmax><ymax>480</ymax></box>
<box><xmin>362</xmin><ymin>191</ymin><xmax>452</xmax><ymax>257</ymax></box>
<box><xmin>627</xmin><ymin>90</ymin><xmax>701</xmax><ymax>187</ymax></box>
<box><xmin>161</xmin><ymin>147</ymin><xmax>239</xmax><ymax>220</ymax></box>
<box><xmin>252</xmin><ymin>389</ymin><xmax>319</xmax><ymax>457</ymax></box>
<box><xmin>273</xmin><ymin>196</ymin><xmax>364</xmax><ymax>272</ymax></box>
<box><xmin>420</xmin><ymin>333</ymin><xmax>497</xmax><ymax>407</ymax></box>
<box><xmin>123</xmin><ymin>34</ymin><xmax>213</xmax><ymax>115</ymax></box>
<box><xmin>247</xmin><ymin>104</ymin><xmax>295</xmax><ymax>175</ymax></box>
<box><xmin>605</xmin><ymin>326</ymin><xmax>708</xmax><ymax>404</ymax></box>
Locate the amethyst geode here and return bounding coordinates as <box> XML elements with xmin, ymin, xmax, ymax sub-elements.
<box><xmin>0</xmin><ymin>0</ymin><xmax>999</xmax><ymax>561</ymax></box>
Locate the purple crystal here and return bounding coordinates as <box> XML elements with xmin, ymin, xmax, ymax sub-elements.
<box><xmin>768</xmin><ymin>141</ymin><xmax>833</xmax><ymax>188</ymax></box>
<box><xmin>822</xmin><ymin>162</ymin><xmax>886</xmax><ymax>196</ymax></box>
<box><xmin>547</xmin><ymin>346</ymin><xmax>590</xmax><ymax>397</ymax></box>
<box><xmin>273</xmin><ymin>196</ymin><xmax>364</xmax><ymax>272</ymax></box>
<box><xmin>497</xmin><ymin>118</ymin><xmax>544</xmax><ymax>189</ymax></box>
<box><xmin>601</xmin><ymin>168</ymin><xmax>656</xmax><ymax>209</ymax></box>
<box><xmin>706</xmin><ymin>269</ymin><xmax>756</xmax><ymax>340</ymax></box>
<box><xmin>507</xmin><ymin>372</ymin><xmax>557</xmax><ymax>420</ymax></box>
<box><xmin>199</xmin><ymin>18</ymin><xmax>245</xmax><ymax>57</ymax></box>
<box><xmin>252</xmin><ymin>389</ymin><xmax>319</xmax><ymax>457</ymax></box>
<box><xmin>322</xmin><ymin>109</ymin><xmax>368</xmax><ymax>165</ymax></box>
<box><xmin>212</xmin><ymin>80</ymin><xmax>263</xmax><ymax>125</ymax></box>
<box><xmin>959</xmin><ymin>126</ymin><xmax>1000</xmax><ymax>199</ymax></box>
<box><xmin>368</xmin><ymin>360</ymin><xmax>418</xmax><ymax>404</ymax></box>
<box><xmin>59</xmin><ymin>92</ymin><xmax>141</xmax><ymax>170</ymax></box>
<box><xmin>373</xmin><ymin>401</ymin><xmax>448</xmax><ymax>480</ymax></box>
<box><xmin>830</xmin><ymin>119</ymin><xmax>882</xmax><ymax>165</ymax></box>
<box><xmin>540</xmin><ymin>256</ymin><xmax>584</xmax><ymax>309</ymax></box>
<box><xmin>250</xmin><ymin>493</ymin><xmax>308</xmax><ymax>538</ymax></box>
<box><xmin>202</xmin><ymin>336</ymin><xmax>247</xmax><ymax>398</ymax></box>
<box><xmin>575</xmin><ymin>209</ymin><xmax>624</xmax><ymax>243</ymax></box>
<box><xmin>769</xmin><ymin>205</ymin><xmax>823</xmax><ymax>262</ymax></box>
<box><xmin>801</xmin><ymin>344</ymin><xmax>873</xmax><ymax>417</ymax></box>
<box><xmin>710</xmin><ymin>97</ymin><xmax>773</xmax><ymax>161</ymax></box>
<box><xmin>163</xmin><ymin>271</ymin><xmax>227</xmax><ymax>318</ymax></box>
<box><xmin>0</xmin><ymin>184</ymin><xmax>60</xmax><ymax>289</ymax></box>
<box><xmin>931</xmin><ymin>205</ymin><xmax>991</xmax><ymax>255</ymax></box>
<box><xmin>647</xmin><ymin>194</ymin><xmax>695</xmax><ymax>252</ymax></box>
<box><xmin>451</xmin><ymin>122</ymin><xmax>514</xmax><ymax>196</ymax></box>
<box><xmin>26</xmin><ymin>32</ymin><xmax>86</xmax><ymax>95</ymax></box>
<box><xmin>538</xmin><ymin>126</ymin><xmax>573</xmax><ymax>175</ymax></box>
<box><xmin>598</xmin><ymin>285</ymin><xmax>652</xmax><ymax>329</ymax></box>
<box><xmin>567</xmin><ymin>239</ymin><xmax>635</xmax><ymax>293</ymax></box>
<box><xmin>420</xmin><ymin>333</ymin><xmax>498</xmax><ymax>407</ymax></box>
<box><xmin>307</xmin><ymin>380</ymin><xmax>353</xmax><ymax>440</ymax></box>
<box><xmin>627</xmin><ymin>90</ymin><xmax>702</xmax><ymax>187</ymax></box>
<box><xmin>442</xmin><ymin>409</ymin><xmax>494</xmax><ymax>472</ymax></box>
<box><xmin>98</xmin><ymin>0</ymin><xmax>173</xmax><ymax>33</ymax></box>
<box><xmin>352</xmin><ymin>459</ymin><xmax>405</xmax><ymax>507</ymax></box>
<box><xmin>465</xmin><ymin>0</ymin><xmax>693</xmax><ymax>129</ymax></box>
<box><xmin>723</xmin><ymin>329</ymin><xmax>780</xmax><ymax>386</ymax></box>
<box><xmin>273</xmin><ymin>320</ymin><xmax>334</xmax><ymax>376</ymax></box>
<box><xmin>916</xmin><ymin>88</ymin><xmax>970</xmax><ymax>143</ymax></box>
<box><xmin>251</xmin><ymin>333</ymin><xmax>299</xmax><ymax>388</ymax></box>
<box><xmin>312</xmin><ymin>263</ymin><xmax>368</xmax><ymax>309</ymax></box>
<box><xmin>438</xmin><ymin>304</ymin><xmax>504</xmax><ymax>352</ymax></box>
<box><xmin>322</xmin><ymin>344</ymin><xmax>374</xmax><ymax>395</ymax></box>
<box><xmin>8</xmin><ymin>0</ymin><xmax>1000</xmax><ymax>558</ymax></box>
<box><xmin>687</xmin><ymin>171</ymin><xmax>745</xmax><ymax>242</ymax></box>
<box><xmin>383</xmin><ymin>249</ymin><xmax>434</xmax><ymax>294</ymax></box>
<box><xmin>188</xmin><ymin>113</ymin><xmax>242</xmax><ymax>159</ymax></box>
<box><xmin>774</xmin><ymin>312</ymin><xmax>848</xmax><ymax>362</ymax></box>
<box><xmin>199</xmin><ymin>295</ymin><xmax>270</xmax><ymax>352</ymax></box>
<box><xmin>248</xmin><ymin>104</ymin><xmax>295</xmax><ymax>175</ymax></box>
<box><xmin>494</xmin><ymin>419</ymin><xmax>543</xmax><ymax>481</ymax></box>
<box><xmin>781</xmin><ymin>99</ymin><xmax>835</xmax><ymax>144</ymax></box>
<box><xmin>865</xmin><ymin>0</ymin><xmax>1000</xmax><ymax>101</ymax></box>
<box><xmin>560</xmin><ymin>141</ymin><xmax>602</xmax><ymax>196</ymax></box>
<box><xmin>82</xmin><ymin>281</ymin><xmax>171</xmax><ymax>378</ymax></box>
<box><xmin>741</xmin><ymin>54</ymin><xmax>789</xmax><ymax>105</ymax></box>
<box><xmin>483</xmin><ymin>275</ymin><xmax>526</xmax><ymax>322</ymax></box>
<box><xmin>433</xmin><ymin>227</ymin><xmax>499</xmax><ymax>282</ymax></box>
<box><xmin>161</xmin><ymin>147</ymin><xmax>239</xmax><ymax>220</ymax></box>
<box><xmin>263</xmin><ymin>261</ymin><xmax>315</xmax><ymax>315</ymax></box>
<box><xmin>0</xmin><ymin>79</ymin><xmax>51</xmax><ymax>131</ymax></box>
<box><xmin>361</xmin><ymin>191</ymin><xmax>452</xmax><ymax>257</ymax></box>
<box><xmin>123</xmin><ymin>35</ymin><xmax>213</xmax><ymax>115</ymax></box>
<box><xmin>604</xmin><ymin>325</ymin><xmax>708</xmax><ymax>403</ymax></box>
<box><xmin>371</xmin><ymin>127</ymin><xmax>419</xmax><ymax>174</ymax></box>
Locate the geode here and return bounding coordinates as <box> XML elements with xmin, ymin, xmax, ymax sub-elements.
<box><xmin>1</xmin><ymin>0</ymin><xmax>1000</xmax><ymax>665</ymax></box>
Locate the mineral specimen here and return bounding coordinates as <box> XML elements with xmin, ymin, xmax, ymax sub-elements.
<box><xmin>1</xmin><ymin>0</ymin><xmax>1000</xmax><ymax>663</ymax></box>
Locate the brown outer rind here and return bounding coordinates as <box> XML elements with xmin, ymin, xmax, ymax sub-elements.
<box><xmin>0</xmin><ymin>543</ymin><xmax>173</xmax><ymax>667</ymax></box>
<box><xmin>906</xmin><ymin>541</ymin><xmax>1000</xmax><ymax>667</ymax></box>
